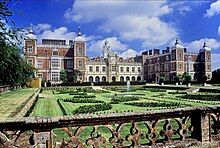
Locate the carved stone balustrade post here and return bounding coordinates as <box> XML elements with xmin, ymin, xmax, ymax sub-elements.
<box><xmin>191</xmin><ymin>108</ymin><xmax>210</xmax><ymax>143</ymax></box>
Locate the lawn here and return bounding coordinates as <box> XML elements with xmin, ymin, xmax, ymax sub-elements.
<box><xmin>0</xmin><ymin>88</ymin><xmax>38</xmax><ymax>118</ymax></box>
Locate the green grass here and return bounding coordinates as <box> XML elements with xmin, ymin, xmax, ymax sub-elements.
<box><xmin>0</xmin><ymin>88</ymin><xmax>38</xmax><ymax>118</ymax></box>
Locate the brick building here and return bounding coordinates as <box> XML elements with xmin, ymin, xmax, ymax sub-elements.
<box><xmin>142</xmin><ymin>39</ymin><xmax>212</xmax><ymax>82</ymax></box>
<box><xmin>24</xmin><ymin>28</ymin><xmax>142</xmax><ymax>84</ymax></box>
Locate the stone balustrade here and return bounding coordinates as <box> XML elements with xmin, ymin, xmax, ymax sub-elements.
<box><xmin>0</xmin><ymin>106</ymin><xmax>220</xmax><ymax>147</ymax></box>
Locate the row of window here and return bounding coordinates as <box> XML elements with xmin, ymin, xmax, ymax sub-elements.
<box><xmin>36</xmin><ymin>60</ymin><xmax>73</xmax><ymax>69</ymax></box>
<box><xmin>88</xmin><ymin>66</ymin><xmax>141</xmax><ymax>73</ymax></box>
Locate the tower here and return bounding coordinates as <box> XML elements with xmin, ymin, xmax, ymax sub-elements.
<box><xmin>73</xmin><ymin>27</ymin><xmax>87</xmax><ymax>82</ymax></box>
<box><xmin>103</xmin><ymin>39</ymin><xmax>111</xmax><ymax>58</ymax></box>
<box><xmin>170</xmin><ymin>38</ymin><xmax>185</xmax><ymax>80</ymax></box>
<box><xmin>198</xmin><ymin>42</ymin><xmax>212</xmax><ymax>80</ymax></box>
<box><xmin>24</xmin><ymin>26</ymin><xmax>37</xmax><ymax>75</ymax></box>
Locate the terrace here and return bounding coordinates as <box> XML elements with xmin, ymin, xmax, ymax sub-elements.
<box><xmin>0</xmin><ymin>85</ymin><xmax>220</xmax><ymax>147</ymax></box>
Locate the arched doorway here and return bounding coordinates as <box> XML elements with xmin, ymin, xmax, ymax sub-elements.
<box><xmin>126</xmin><ymin>76</ymin><xmax>130</xmax><ymax>81</ymax></box>
<box><xmin>137</xmin><ymin>76</ymin><xmax>141</xmax><ymax>81</ymax></box>
<box><xmin>89</xmin><ymin>76</ymin><xmax>93</xmax><ymax>82</ymax></box>
<box><xmin>102</xmin><ymin>76</ymin><xmax>106</xmax><ymax>82</ymax></box>
<box><xmin>120</xmin><ymin>76</ymin><xmax>124</xmax><ymax>82</ymax></box>
<box><xmin>112</xmin><ymin>76</ymin><xmax>116</xmax><ymax>82</ymax></box>
<box><xmin>95</xmin><ymin>76</ymin><xmax>100</xmax><ymax>83</ymax></box>
<box><xmin>131</xmin><ymin>76</ymin><xmax>135</xmax><ymax>81</ymax></box>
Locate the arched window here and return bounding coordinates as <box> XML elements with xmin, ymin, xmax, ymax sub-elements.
<box><xmin>137</xmin><ymin>76</ymin><xmax>141</xmax><ymax>81</ymax></box>
<box><xmin>95</xmin><ymin>76</ymin><xmax>100</xmax><ymax>83</ymax></box>
<box><xmin>132</xmin><ymin>76</ymin><xmax>135</xmax><ymax>81</ymax></box>
<box><xmin>120</xmin><ymin>76</ymin><xmax>124</xmax><ymax>82</ymax></box>
<box><xmin>112</xmin><ymin>76</ymin><xmax>116</xmax><ymax>82</ymax></box>
<box><xmin>89</xmin><ymin>76</ymin><xmax>93</xmax><ymax>82</ymax></box>
<box><xmin>126</xmin><ymin>76</ymin><xmax>130</xmax><ymax>81</ymax></box>
<box><xmin>102</xmin><ymin>76</ymin><xmax>106</xmax><ymax>82</ymax></box>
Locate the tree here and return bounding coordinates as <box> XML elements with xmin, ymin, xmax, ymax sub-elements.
<box><xmin>73</xmin><ymin>70</ymin><xmax>82</xmax><ymax>82</ymax></box>
<box><xmin>184</xmin><ymin>74</ymin><xmax>191</xmax><ymax>85</ymax></box>
<box><xmin>201</xmin><ymin>75</ymin><xmax>207</xmax><ymax>84</ymax></box>
<box><xmin>174</xmin><ymin>76</ymin><xmax>180</xmax><ymax>83</ymax></box>
<box><xmin>60</xmin><ymin>69</ymin><xmax>67</xmax><ymax>83</ymax></box>
<box><xmin>159</xmin><ymin>77</ymin><xmax>165</xmax><ymax>85</ymax></box>
<box><xmin>0</xmin><ymin>0</ymin><xmax>34</xmax><ymax>86</ymax></box>
<box><xmin>211</xmin><ymin>69</ymin><xmax>220</xmax><ymax>84</ymax></box>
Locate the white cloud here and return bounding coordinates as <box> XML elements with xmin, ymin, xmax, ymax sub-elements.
<box><xmin>178</xmin><ymin>5</ymin><xmax>192</xmax><ymax>16</ymax></box>
<box><xmin>37</xmin><ymin>27</ymin><xmax>76</xmax><ymax>43</ymax></box>
<box><xmin>119</xmin><ymin>49</ymin><xmax>139</xmax><ymax>59</ymax></box>
<box><xmin>65</xmin><ymin>1</ymin><xmax>171</xmax><ymax>22</ymax></box>
<box><xmin>88</xmin><ymin>37</ymin><xmax>128</xmax><ymax>56</ymax></box>
<box><xmin>212</xmin><ymin>53</ymin><xmax>220</xmax><ymax>70</ymax></box>
<box><xmin>33</xmin><ymin>23</ymin><xmax>52</xmax><ymax>34</ymax></box>
<box><xmin>204</xmin><ymin>0</ymin><xmax>220</xmax><ymax>17</ymax></box>
<box><xmin>65</xmin><ymin>0</ymin><xmax>177</xmax><ymax>48</ymax></box>
<box><xmin>218</xmin><ymin>26</ymin><xmax>220</xmax><ymax>35</ymax></box>
<box><xmin>186</xmin><ymin>38</ymin><xmax>220</xmax><ymax>52</ymax></box>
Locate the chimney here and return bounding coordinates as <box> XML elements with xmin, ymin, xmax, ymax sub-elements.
<box><xmin>166</xmin><ymin>47</ymin><xmax>170</xmax><ymax>53</ymax></box>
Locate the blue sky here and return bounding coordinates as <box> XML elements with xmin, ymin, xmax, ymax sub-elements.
<box><xmin>10</xmin><ymin>0</ymin><xmax>220</xmax><ymax>70</ymax></box>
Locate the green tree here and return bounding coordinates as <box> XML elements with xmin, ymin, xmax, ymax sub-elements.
<box><xmin>201</xmin><ymin>75</ymin><xmax>207</xmax><ymax>84</ymax></box>
<box><xmin>159</xmin><ymin>77</ymin><xmax>165</xmax><ymax>85</ymax></box>
<box><xmin>73</xmin><ymin>70</ymin><xmax>81</xmax><ymax>82</ymax></box>
<box><xmin>184</xmin><ymin>74</ymin><xmax>191</xmax><ymax>85</ymax></box>
<box><xmin>174</xmin><ymin>76</ymin><xmax>180</xmax><ymax>83</ymax></box>
<box><xmin>0</xmin><ymin>0</ymin><xmax>34</xmax><ymax>86</ymax></box>
<box><xmin>60</xmin><ymin>69</ymin><xmax>67</xmax><ymax>83</ymax></box>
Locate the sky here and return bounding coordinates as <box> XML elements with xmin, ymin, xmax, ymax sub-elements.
<box><xmin>9</xmin><ymin>0</ymin><xmax>220</xmax><ymax>70</ymax></box>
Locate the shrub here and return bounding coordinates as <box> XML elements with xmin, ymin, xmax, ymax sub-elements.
<box><xmin>181</xmin><ymin>94</ymin><xmax>220</xmax><ymax>101</ymax></box>
<box><xmin>110</xmin><ymin>96</ymin><xmax>140</xmax><ymax>104</ymax></box>
<box><xmin>125</xmin><ymin>102</ymin><xmax>182</xmax><ymax>107</ymax></box>
<box><xmin>62</xmin><ymin>98</ymin><xmax>104</xmax><ymax>103</ymax></box>
<box><xmin>73</xmin><ymin>103</ymin><xmax>112</xmax><ymax>114</ymax></box>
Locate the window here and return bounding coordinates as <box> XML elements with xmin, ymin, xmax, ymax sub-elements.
<box><xmin>126</xmin><ymin>67</ymin><xmax>129</xmax><ymax>72</ymax></box>
<box><xmin>28</xmin><ymin>59</ymin><xmax>33</xmax><ymax>65</ymax></box>
<box><xmin>51</xmin><ymin>59</ymin><xmax>60</xmax><ymax>69</ymax></box>
<box><xmin>79</xmin><ymin>60</ymin><xmax>83</xmax><ymax>67</ymax></box>
<box><xmin>132</xmin><ymin>67</ymin><xmax>135</xmax><ymax>72</ymax></box>
<box><xmin>27</xmin><ymin>46</ymin><xmax>33</xmax><ymax>53</ymax></box>
<box><xmin>53</xmin><ymin>50</ymin><xmax>58</xmax><ymax>56</ymax></box>
<box><xmin>178</xmin><ymin>53</ymin><xmax>182</xmax><ymax>60</ymax></box>
<box><xmin>138</xmin><ymin>67</ymin><xmax>141</xmax><ymax>72</ymax></box>
<box><xmin>179</xmin><ymin>63</ymin><xmax>182</xmax><ymax>70</ymax></box>
<box><xmin>78</xmin><ymin>47</ymin><xmax>83</xmax><ymax>55</ymax></box>
<box><xmin>207</xmin><ymin>64</ymin><xmax>211</xmax><ymax>71</ymax></box>
<box><xmin>102</xmin><ymin>66</ymin><xmax>106</xmax><ymax>72</ymax></box>
<box><xmin>67</xmin><ymin>61</ymin><xmax>73</xmax><ymax>68</ymax></box>
<box><xmin>52</xmin><ymin>72</ymin><xmax>59</xmax><ymax>82</ymax></box>
<box><xmin>37</xmin><ymin>60</ymin><xmax>43</xmax><ymax>68</ymax></box>
<box><xmin>112</xmin><ymin>66</ymin><xmax>116</xmax><ymax>71</ymax></box>
<box><xmin>37</xmin><ymin>73</ymin><xmax>43</xmax><ymax>78</ymax></box>
<box><xmin>89</xmin><ymin>66</ymin><xmax>93</xmax><ymax>72</ymax></box>
<box><xmin>120</xmin><ymin>67</ymin><xmax>124</xmax><ymax>72</ymax></box>
<box><xmin>96</xmin><ymin>66</ymin><xmax>99</xmax><ymax>72</ymax></box>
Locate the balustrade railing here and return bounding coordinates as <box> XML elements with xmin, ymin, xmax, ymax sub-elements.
<box><xmin>0</xmin><ymin>106</ymin><xmax>220</xmax><ymax>147</ymax></box>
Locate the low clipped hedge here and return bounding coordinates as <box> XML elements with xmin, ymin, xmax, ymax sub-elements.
<box><xmin>110</xmin><ymin>96</ymin><xmax>140</xmax><ymax>104</ymax></box>
<box><xmin>147</xmin><ymin>88</ymin><xmax>166</xmax><ymax>92</ymax></box>
<box><xmin>181</xmin><ymin>94</ymin><xmax>220</xmax><ymax>101</ymax></box>
<box><xmin>73</xmin><ymin>103</ymin><xmax>112</xmax><ymax>114</ymax></box>
<box><xmin>143</xmin><ymin>85</ymin><xmax>189</xmax><ymax>90</ymax></box>
<box><xmin>199</xmin><ymin>88</ymin><xmax>220</xmax><ymax>93</ymax></box>
<box><xmin>73</xmin><ymin>95</ymin><xmax>96</xmax><ymax>99</ymax></box>
<box><xmin>62</xmin><ymin>98</ymin><xmax>104</xmax><ymax>103</ymax></box>
<box><xmin>168</xmin><ymin>91</ymin><xmax>187</xmax><ymax>95</ymax></box>
<box><xmin>125</xmin><ymin>101</ymin><xmax>182</xmax><ymax>107</ymax></box>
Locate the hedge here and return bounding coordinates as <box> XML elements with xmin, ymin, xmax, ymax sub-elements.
<box><xmin>181</xmin><ymin>94</ymin><xmax>220</xmax><ymax>101</ymax></box>
<box><xmin>73</xmin><ymin>103</ymin><xmax>112</xmax><ymax>114</ymax></box>
<box><xmin>199</xmin><ymin>88</ymin><xmax>220</xmax><ymax>93</ymax></box>
<box><xmin>110</xmin><ymin>96</ymin><xmax>140</xmax><ymax>104</ymax></box>
<box><xmin>62</xmin><ymin>98</ymin><xmax>104</xmax><ymax>103</ymax></box>
<box><xmin>125</xmin><ymin>102</ymin><xmax>182</xmax><ymax>107</ymax></box>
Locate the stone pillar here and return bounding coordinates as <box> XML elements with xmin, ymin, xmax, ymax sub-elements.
<box><xmin>33</xmin><ymin>130</ymin><xmax>52</xmax><ymax>148</ymax></box>
<box><xmin>191</xmin><ymin>109</ymin><xmax>210</xmax><ymax>142</ymax></box>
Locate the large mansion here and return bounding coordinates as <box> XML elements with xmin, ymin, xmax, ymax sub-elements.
<box><xmin>24</xmin><ymin>28</ymin><xmax>212</xmax><ymax>84</ymax></box>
